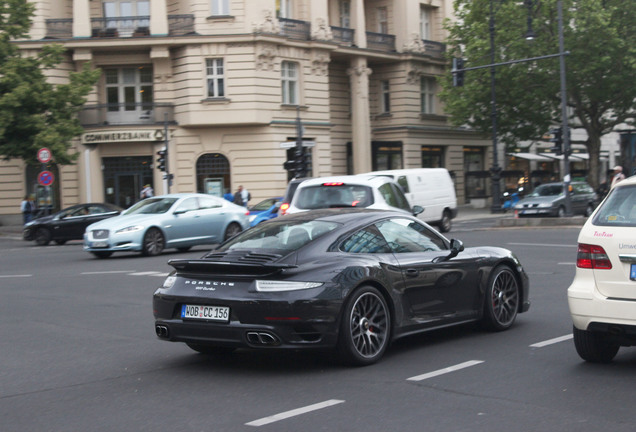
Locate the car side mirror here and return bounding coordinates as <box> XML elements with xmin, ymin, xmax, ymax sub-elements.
<box><xmin>433</xmin><ymin>239</ymin><xmax>464</xmax><ymax>263</ymax></box>
<box><xmin>412</xmin><ymin>205</ymin><xmax>424</xmax><ymax>216</ymax></box>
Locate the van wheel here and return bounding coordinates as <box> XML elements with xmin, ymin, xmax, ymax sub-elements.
<box><xmin>438</xmin><ymin>210</ymin><xmax>452</xmax><ymax>233</ymax></box>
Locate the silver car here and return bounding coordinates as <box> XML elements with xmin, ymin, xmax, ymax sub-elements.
<box><xmin>513</xmin><ymin>181</ymin><xmax>598</xmax><ymax>217</ymax></box>
<box><xmin>83</xmin><ymin>193</ymin><xmax>249</xmax><ymax>258</ymax></box>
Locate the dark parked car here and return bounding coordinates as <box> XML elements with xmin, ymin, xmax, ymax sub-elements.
<box><xmin>514</xmin><ymin>181</ymin><xmax>598</xmax><ymax>217</ymax></box>
<box><xmin>23</xmin><ymin>203</ymin><xmax>122</xmax><ymax>246</ymax></box>
<box><xmin>154</xmin><ymin>208</ymin><xmax>530</xmax><ymax>365</ymax></box>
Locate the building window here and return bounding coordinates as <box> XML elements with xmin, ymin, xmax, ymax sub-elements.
<box><xmin>421</xmin><ymin>146</ymin><xmax>444</xmax><ymax>168</ymax></box>
<box><xmin>102</xmin><ymin>0</ymin><xmax>149</xmax><ymax>36</ymax></box>
<box><xmin>281</xmin><ymin>61</ymin><xmax>299</xmax><ymax>105</ymax></box>
<box><xmin>211</xmin><ymin>0</ymin><xmax>229</xmax><ymax>16</ymax></box>
<box><xmin>340</xmin><ymin>1</ymin><xmax>351</xmax><ymax>28</ymax></box>
<box><xmin>420</xmin><ymin>6</ymin><xmax>431</xmax><ymax>40</ymax></box>
<box><xmin>206</xmin><ymin>59</ymin><xmax>225</xmax><ymax>98</ymax></box>
<box><xmin>277</xmin><ymin>0</ymin><xmax>292</xmax><ymax>18</ymax></box>
<box><xmin>196</xmin><ymin>153</ymin><xmax>231</xmax><ymax>197</ymax></box>
<box><xmin>104</xmin><ymin>66</ymin><xmax>153</xmax><ymax>124</ymax></box>
<box><xmin>377</xmin><ymin>7</ymin><xmax>388</xmax><ymax>34</ymax></box>
<box><xmin>380</xmin><ymin>80</ymin><xmax>391</xmax><ymax>114</ymax></box>
<box><xmin>420</xmin><ymin>77</ymin><xmax>435</xmax><ymax>114</ymax></box>
<box><xmin>372</xmin><ymin>142</ymin><xmax>402</xmax><ymax>171</ymax></box>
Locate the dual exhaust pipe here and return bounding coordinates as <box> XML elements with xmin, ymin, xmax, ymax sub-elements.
<box><xmin>155</xmin><ymin>325</ymin><xmax>280</xmax><ymax>346</ymax></box>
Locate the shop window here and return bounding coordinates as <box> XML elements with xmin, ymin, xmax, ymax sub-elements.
<box><xmin>196</xmin><ymin>153</ymin><xmax>231</xmax><ymax>198</ymax></box>
<box><xmin>372</xmin><ymin>142</ymin><xmax>402</xmax><ymax>171</ymax></box>
<box><xmin>421</xmin><ymin>146</ymin><xmax>443</xmax><ymax>168</ymax></box>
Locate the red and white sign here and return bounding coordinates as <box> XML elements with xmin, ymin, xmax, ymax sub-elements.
<box><xmin>37</xmin><ymin>147</ymin><xmax>52</xmax><ymax>163</ymax></box>
<box><xmin>38</xmin><ymin>170</ymin><xmax>55</xmax><ymax>187</ymax></box>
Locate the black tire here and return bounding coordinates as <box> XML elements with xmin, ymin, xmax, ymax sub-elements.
<box><xmin>91</xmin><ymin>251</ymin><xmax>113</xmax><ymax>259</ymax></box>
<box><xmin>142</xmin><ymin>228</ymin><xmax>165</xmax><ymax>256</ymax></box>
<box><xmin>186</xmin><ymin>343</ymin><xmax>236</xmax><ymax>355</ymax></box>
<box><xmin>54</xmin><ymin>239</ymin><xmax>67</xmax><ymax>245</ymax></box>
<box><xmin>438</xmin><ymin>210</ymin><xmax>452</xmax><ymax>233</ymax></box>
<box><xmin>34</xmin><ymin>228</ymin><xmax>51</xmax><ymax>246</ymax></box>
<box><xmin>481</xmin><ymin>265</ymin><xmax>520</xmax><ymax>331</ymax></box>
<box><xmin>223</xmin><ymin>223</ymin><xmax>242</xmax><ymax>241</ymax></box>
<box><xmin>572</xmin><ymin>326</ymin><xmax>619</xmax><ymax>363</ymax></box>
<box><xmin>337</xmin><ymin>286</ymin><xmax>391</xmax><ymax>366</ymax></box>
<box><xmin>557</xmin><ymin>206</ymin><xmax>566</xmax><ymax>218</ymax></box>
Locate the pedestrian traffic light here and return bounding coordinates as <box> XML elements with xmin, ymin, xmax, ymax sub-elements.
<box><xmin>156</xmin><ymin>149</ymin><xmax>167</xmax><ymax>172</ymax></box>
<box><xmin>549</xmin><ymin>127</ymin><xmax>563</xmax><ymax>155</ymax></box>
<box><xmin>452</xmin><ymin>57</ymin><xmax>465</xmax><ymax>87</ymax></box>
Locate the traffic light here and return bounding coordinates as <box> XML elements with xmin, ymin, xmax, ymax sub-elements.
<box><xmin>452</xmin><ymin>57</ymin><xmax>465</xmax><ymax>87</ymax></box>
<box><xmin>549</xmin><ymin>127</ymin><xmax>563</xmax><ymax>155</ymax></box>
<box><xmin>156</xmin><ymin>149</ymin><xmax>167</xmax><ymax>172</ymax></box>
<box><xmin>283</xmin><ymin>158</ymin><xmax>298</xmax><ymax>173</ymax></box>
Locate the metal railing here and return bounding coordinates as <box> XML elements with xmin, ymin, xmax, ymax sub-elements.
<box><xmin>279</xmin><ymin>17</ymin><xmax>310</xmax><ymax>41</ymax></box>
<box><xmin>422</xmin><ymin>39</ymin><xmax>446</xmax><ymax>58</ymax></box>
<box><xmin>330</xmin><ymin>26</ymin><xmax>355</xmax><ymax>46</ymax></box>
<box><xmin>46</xmin><ymin>15</ymin><xmax>195</xmax><ymax>39</ymax></box>
<box><xmin>78</xmin><ymin>102</ymin><xmax>175</xmax><ymax>126</ymax></box>
<box><xmin>45</xmin><ymin>19</ymin><xmax>72</xmax><ymax>39</ymax></box>
<box><xmin>365</xmin><ymin>31</ymin><xmax>396</xmax><ymax>52</ymax></box>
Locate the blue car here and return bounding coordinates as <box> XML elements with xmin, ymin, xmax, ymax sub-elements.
<box><xmin>83</xmin><ymin>193</ymin><xmax>250</xmax><ymax>258</ymax></box>
<box><xmin>248</xmin><ymin>197</ymin><xmax>282</xmax><ymax>226</ymax></box>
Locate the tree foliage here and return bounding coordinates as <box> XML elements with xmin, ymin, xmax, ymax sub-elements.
<box><xmin>0</xmin><ymin>0</ymin><xmax>100</xmax><ymax>165</ymax></box>
<box><xmin>440</xmin><ymin>0</ymin><xmax>635</xmax><ymax>187</ymax></box>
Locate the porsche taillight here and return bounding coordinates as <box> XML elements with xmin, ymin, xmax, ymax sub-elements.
<box><xmin>576</xmin><ymin>243</ymin><xmax>612</xmax><ymax>269</ymax></box>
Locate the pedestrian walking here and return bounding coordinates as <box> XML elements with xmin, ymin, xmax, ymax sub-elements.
<box><xmin>20</xmin><ymin>195</ymin><xmax>36</xmax><ymax>224</ymax></box>
<box><xmin>140</xmin><ymin>184</ymin><xmax>154</xmax><ymax>199</ymax></box>
<box><xmin>610</xmin><ymin>166</ymin><xmax>625</xmax><ymax>189</ymax></box>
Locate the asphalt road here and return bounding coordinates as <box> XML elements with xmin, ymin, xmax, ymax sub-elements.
<box><xmin>1</xmin><ymin>223</ymin><xmax>635</xmax><ymax>432</ymax></box>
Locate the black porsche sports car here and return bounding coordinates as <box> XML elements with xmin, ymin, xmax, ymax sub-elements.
<box><xmin>23</xmin><ymin>203</ymin><xmax>122</xmax><ymax>246</ymax></box>
<box><xmin>153</xmin><ymin>209</ymin><xmax>530</xmax><ymax>365</ymax></box>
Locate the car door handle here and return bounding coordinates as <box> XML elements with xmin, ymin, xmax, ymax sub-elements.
<box><xmin>405</xmin><ymin>268</ymin><xmax>419</xmax><ymax>277</ymax></box>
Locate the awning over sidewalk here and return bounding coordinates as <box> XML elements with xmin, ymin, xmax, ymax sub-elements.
<box><xmin>539</xmin><ymin>153</ymin><xmax>589</xmax><ymax>161</ymax></box>
<box><xmin>507</xmin><ymin>152</ymin><xmax>554</xmax><ymax>162</ymax></box>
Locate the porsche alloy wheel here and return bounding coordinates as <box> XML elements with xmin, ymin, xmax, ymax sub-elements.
<box><xmin>338</xmin><ymin>286</ymin><xmax>391</xmax><ymax>366</ymax></box>
<box><xmin>482</xmin><ymin>265</ymin><xmax>519</xmax><ymax>331</ymax></box>
<box><xmin>142</xmin><ymin>228</ymin><xmax>165</xmax><ymax>256</ymax></box>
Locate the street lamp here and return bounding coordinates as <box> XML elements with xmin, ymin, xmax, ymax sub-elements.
<box><xmin>488</xmin><ymin>0</ymin><xmax>537</xmax><ymax>213</ymax></box>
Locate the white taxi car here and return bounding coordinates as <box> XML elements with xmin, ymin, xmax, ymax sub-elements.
<box><xmin>568</xmin><ymin>174</ymin><xmax>636</xmax><ymax>362</ymax></box>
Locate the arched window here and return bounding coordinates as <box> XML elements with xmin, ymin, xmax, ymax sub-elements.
<box><xmin>196</xmin><ymin>153</ymin><xmax>231</xmax><ymax>198</ymax></box>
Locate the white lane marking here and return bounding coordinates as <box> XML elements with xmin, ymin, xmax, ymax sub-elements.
<box><xmin>245</xmin><ymin>399</ymin><xmax>345</xmax><ymax>427</ymax></box>
<box><xmin>130</xmin><ymin>271</ymin><xmax>167</xmax><ymax>276</ymax></box>
<box><xmin>406</xmin><ymin>360</ymin><xmax>484</xmax><ymax>382</ymax></box>
<box><xmin>558</xmin><ymin>262</ymin><xmax>576</xmax><ymax>265</ymax></box>
<box><xmin>81</xmin><ymin>271</ymin><xmax>137</xmax><ymax>275</ymax></box>
<box><xmin>508</xmin><ymin>242</ymin><xmax>576</xmax><ymax>248</ymax></box>
<box><xmin>530</xmin><ymin>334</ymin><xmax>573</xmax><ymax>348</ymax></box>
<box><xmin>0</xmin><ymin>274</ymin><xmax>32</xmax><ymax>278</ymax></box>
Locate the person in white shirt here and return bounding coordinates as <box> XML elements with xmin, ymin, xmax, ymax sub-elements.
<box><xmin>610</xmin><ymin>165</ymin><xmax>625</xmax><ymax>188</ymax></box>
<box><xmin>140</xmin><ymin>184</ymin><xmax>154</xmax><ymax>199</ymax></box>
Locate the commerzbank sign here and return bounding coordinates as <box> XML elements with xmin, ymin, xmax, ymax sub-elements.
<box><xmin>81</xmin><ymin>129</ymin><xmax>165</xmax><ymax>144</ymax></box>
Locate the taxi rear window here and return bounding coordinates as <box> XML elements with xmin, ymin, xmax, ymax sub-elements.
<box><xmin>592</xmin><ymin>185</ymin><xmax>636</xmax><ymax>227</ymax></box>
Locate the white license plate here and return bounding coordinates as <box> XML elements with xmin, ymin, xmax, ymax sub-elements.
<box><xmin>181</xmin><ymin>304</ymin><xmax>230</xmax><ymax>322</ymax></box>
<box><xmin>522</xmin><ymin>209</ymin><xmax>537</xmax><ymax>214</ymax></box>
<box><xmin>92</xmin><ymin>241</ymin><xmax>108</xmax><ymax>248</ymax></box>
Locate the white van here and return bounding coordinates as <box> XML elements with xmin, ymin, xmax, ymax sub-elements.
<box><xmin>365</xmin><ymin>168</ymin><xmax>458</xmax><ymax>232</ymax></box>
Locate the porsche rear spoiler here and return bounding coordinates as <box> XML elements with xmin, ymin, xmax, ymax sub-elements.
<box><xmin>168</xmin><ymin>259</ymin><xmax>297</xmax><ymax>276</ymax></box>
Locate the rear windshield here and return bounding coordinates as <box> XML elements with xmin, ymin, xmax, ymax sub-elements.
<box><xmin>294</xmin><ymin>184</ymin><xmax>374</xmax><ymax>210</ymax></box>
<box><xmin>216</xmin><ymin>220</ymin><xmax>340</xmax><ymax>252</ymax></box>
<box><xmin>592</xmin><ymin>185</ymin><xmax>636</xmax><ymax>227</ymax></box>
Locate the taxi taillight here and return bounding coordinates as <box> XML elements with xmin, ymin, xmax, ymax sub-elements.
<box><xmin>576</xmin><ymin>243</ymin><xmax>612</xmax><ymax>269</ymax></box>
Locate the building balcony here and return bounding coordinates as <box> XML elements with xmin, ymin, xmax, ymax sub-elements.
<box><xmin>422</xmin><ymin>39</ymin><xmax>446</xmax><ymax>59</ymax></box>
<box><xmin>278</xmin><ymin>17</ymin><xmax>310</xmax><ymax>41</ymax></box>
<box><xmin>330</xmin><ymin>26</ymin><xmax>355</xmax><ymax>46</ymax></box>
<box><xmin>366</xmin><ymin>31</ymin><xmax>396</xmax><ymax>52</ymax></box>
<box><xmin>79</xmin><ymin>102</ymin><xmax>175</xmax><ymax>127</ymax></box>
<box><xmin>44</xmin><ymin>15</ymin><xmax>194</xmax><ymax>39</ymax></box>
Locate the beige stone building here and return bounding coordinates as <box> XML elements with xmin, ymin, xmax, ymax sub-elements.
<box><xmin>1</xmin><ymin>0</ymin><xmax>493</xmax><ymax>224</ymax></box>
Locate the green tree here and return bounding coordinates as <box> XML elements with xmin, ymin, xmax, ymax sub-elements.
<box><xmin>0</xmin><ymin>0</ymin><xmax>100</xmax><ymax>165</ymax></box>
<box><xmin>440</xmin><ymin>0</ymin><xmax>635</xmax><ymax>188</ymax></box>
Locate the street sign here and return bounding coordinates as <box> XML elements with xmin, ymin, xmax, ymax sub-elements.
<box><xmin>37</xmin><ymin>147</ymin><xmax>52</xmax><ymax>163</ymax></box>
<box><xmin>38</xmin><ymin>170</ymin><xmax>54</xmax><ymax>187</ymax></box>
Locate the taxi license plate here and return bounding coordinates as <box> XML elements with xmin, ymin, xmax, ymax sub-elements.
<box><xmin>181</xmin><ymin>304</ymin><xmax>230</xmax><ymax>322</ymax></box>
<box><xmin>631</xmin><ymin>264</ymin><xmax>636</xmax><ymax>281</ymax></box>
